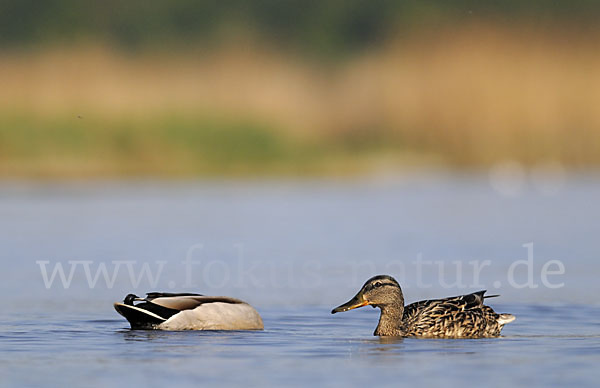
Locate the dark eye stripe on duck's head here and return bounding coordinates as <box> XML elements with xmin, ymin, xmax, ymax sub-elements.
<box><xmin>365</xmin><ymin>281</ymin><xmax>398</xmax><ymax>291</ymax></box>
<box><xmin>362</xmin><ymin>275</ymin><xmax>400</xmax><ymax>291</ymax></box>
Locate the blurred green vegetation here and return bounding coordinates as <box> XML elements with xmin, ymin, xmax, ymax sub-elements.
<box><xmin>1</xmin><ymin>0</ymin><xmax>599</xmax><ymax>55</ymax></box>
<box><xmin>0</xmin><ymin>113</ymin><xmax>414</xmax><ymax>177</ymax></box>
<box><xmin>2</xmin><ymin>109</ymin><xmax>596</xmax><ymax>178</ymax></box>
<box><xmin>1</xmin><ymin>1</ymin><xmax>600</xmax><ymax>177</ymax></box>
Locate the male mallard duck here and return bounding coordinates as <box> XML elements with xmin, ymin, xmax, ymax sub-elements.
<box><xmin>114</xmin><ymin>292</ymin><xmax>263</xmax><ymax>330</ymax></box>
<box><xmin>331</xmin><ymin>275</ymin><xmax>515</xmax><ymax>338</ymax></box>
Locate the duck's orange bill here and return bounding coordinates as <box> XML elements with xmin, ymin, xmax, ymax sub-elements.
<box><xmin>331</xmin><ymin>297</ymin><xmax>370</xmax><ymax>314</ymax></box>
<box><xmin>347</xmin><ymin>300</ymin><xmax>369</xmax><ymax>310</ymax></box>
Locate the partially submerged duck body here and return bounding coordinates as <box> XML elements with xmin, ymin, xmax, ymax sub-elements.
<box><xmin>332</xmin><ymin>275</ymin><xmax>515</xmax><ymax>338</ymax></box>
<box><xmin>114</xmin><ymin>292</ymin><xmax>264</xmax><ymax>331</ymax></box>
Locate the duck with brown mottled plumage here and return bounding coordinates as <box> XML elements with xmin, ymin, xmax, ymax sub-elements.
<box><xmin>331</xmin><ymin>275</ymin><xmax>515</xmax><ymax>338</ymax></box>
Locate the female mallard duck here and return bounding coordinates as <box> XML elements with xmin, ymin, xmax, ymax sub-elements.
<box><xmin>331</xmin><ymin>275</ymin><xmax>515</xmax><ymax>338</ymax></box>
<box><xmin>114</xmin><ymin>292</ymin><xmax>263</xmax><ymax>330</ymax></box>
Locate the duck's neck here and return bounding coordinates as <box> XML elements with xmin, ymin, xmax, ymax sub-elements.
<box><xmin>374</xmin><ymin>302</ymin><xmax>405</xmax><ymax>336</ymax></box>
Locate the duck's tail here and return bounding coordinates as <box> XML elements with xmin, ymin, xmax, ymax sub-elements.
<box><xmin>497</xmin><ymin>313</ymin><xmax>516</xmax><ymax>326</ymax></box>
<box><xmin>114</xmin><ymin>302</ymin><xmax>167</xmax><ymax>329</ymax></box>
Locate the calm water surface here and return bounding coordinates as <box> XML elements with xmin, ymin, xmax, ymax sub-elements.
<box><xmin>1</xmin><ymin>173</ymin><xmax>599</xmax><ymax>387</ymax></box>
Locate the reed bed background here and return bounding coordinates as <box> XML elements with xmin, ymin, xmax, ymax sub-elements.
<box><xmin>1</xmin><ymin>22</ymin><xmax>599</xmax><ymax>177</ymax></box>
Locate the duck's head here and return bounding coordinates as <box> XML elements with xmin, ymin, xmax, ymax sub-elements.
<box><xmin>331</xmin><ymin>275</ymin><xmax>404</xmax><ymax>314</ymax></box>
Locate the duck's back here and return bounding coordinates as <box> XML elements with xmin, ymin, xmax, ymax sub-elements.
<box><xmin>402</xmin><ymin>291</ymin><xmax>515</xmax><ymax>338</ymax></box>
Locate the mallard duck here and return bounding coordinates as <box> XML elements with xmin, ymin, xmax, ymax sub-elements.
<box><xmin>331</xmin><ymin>275</ymin><xmax>515</xmax><ymax>338</ymax></box>
<box><xmin>114</xmin><ymin>292</ymin><xmax>263</xmax><ymax>330</ymax></box>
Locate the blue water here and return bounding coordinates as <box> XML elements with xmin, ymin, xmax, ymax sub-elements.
<box><xmin>1</xmin><ymin>173</ymin><xmax>599</xmax><ymax>386</ymax></box>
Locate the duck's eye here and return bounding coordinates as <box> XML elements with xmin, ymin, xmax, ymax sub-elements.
<box><xmin>374</xmin><ymin>282</ymin><xmax>382</xmax><ymax>288</ymax></box>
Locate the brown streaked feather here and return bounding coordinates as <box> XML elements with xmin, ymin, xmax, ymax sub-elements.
<box><xmin>402</xmin><ymin>291</ymin><xmax>506</xmax><ymax>338</ymax></box>
<box><xmin>403</xmin><ymin>290</ymin><xmax>486</xmax><ymax>321</ymax></box>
